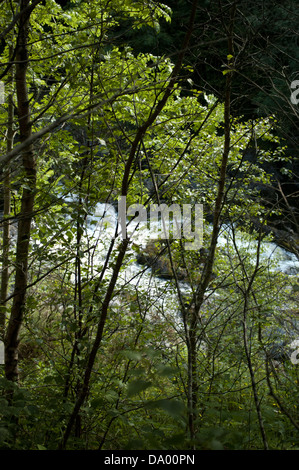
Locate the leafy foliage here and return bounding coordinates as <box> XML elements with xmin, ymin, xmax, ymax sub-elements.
<box><xmin>0</xmin><ymin>0</ymin><xmax>298</xmax><ymax>451</ymax></box>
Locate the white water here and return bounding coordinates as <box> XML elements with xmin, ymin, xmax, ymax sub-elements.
<box><xmin>85</xmin><ymin>202</ymin><xmax>177</xmax><ymax>301</ymax></box>
<box><xmin>79</xmin><ymin>202</ymin><xmax>299</xmax><ymax>337</ymax></box>
<box><xmin>216</xmin><ymin>224</ymin><xmax>299</xmax><ymax>275</ymax></box>
<box><xmin>86</xmin><ymin>203</ymin><xmax>299</xmax><ymax>277</ymax></box>
<box><xmin>26</xmin><ymin>198</ymin><xmax>299</xmax><ymax>328</ymax></box>
<box><xmin>4</xmin><ymin>199</ymin><xmax>299</xmax><ymax>351</ymax></box>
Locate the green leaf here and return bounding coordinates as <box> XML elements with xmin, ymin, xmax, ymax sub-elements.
<box><xmin>121</xmin><ymin>349</ymin><xmax>142</xmax><ymax>361</ymax></box>
<box><xmin>146</xmin><ymin>399</ymin><xmax>185</xmax><ymax>418</ymax></box>
<box><xmin>90</xmin><ymin>397</ymin><xmax>105</xmax><ymax>409</ymax></box>
<box><xmin>127</xmin><ymin>380</ymin><xmax>152</xmax><ymax>397</ymax></box>
<box><xmin>37</xmin><ymin>444</ymin><xmax>47</xmax><ymax>450</ymax></box>
<box><xmin>156</xmin><ymin>364</ymin><xmax>179</xmax><ymax>377</ymax></box>
<box><xmin>27</xmin><ymin>404</ymin><xmax>40</xmax><ymax>416</ymax></box>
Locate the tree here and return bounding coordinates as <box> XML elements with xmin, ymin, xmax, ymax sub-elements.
<box><xmin>0</xmin><ymin>0</ymin><xmax>298</xmax><ymax>451</ymax></box>
<box><xmin>4</xmin><ymin>0</ymin><xmax>37</xmax><ymax>383</ymax></box>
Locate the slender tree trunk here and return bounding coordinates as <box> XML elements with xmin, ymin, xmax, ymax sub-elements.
<box><xmin>242</xmin><ymin>296</ymin><xmax>269</xmax><ymax>450</ymax></box>
<box><xmin>186</xmin><ymin>3</ymin><xmax>236</xmax><ymax>445</ymax></box>
<box><xmin>59</xmin><ymin>0</ymin><xmax>199</xmax><ymax>449</ymax></box>
<box><xmin>4</xmin><ymin>0</ymin><xmax>36</xmax><ymax>382</ymax></box>
<box><xmin>0</xmin><ymin>52</ymin><xmax>13</xmax><ymax>338</ymax></box>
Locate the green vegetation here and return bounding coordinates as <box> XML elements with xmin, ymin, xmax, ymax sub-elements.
<box><xmin>0</xmin><ymin>0</ymin><xmax>298</xmax><ymax>450</ymax></box>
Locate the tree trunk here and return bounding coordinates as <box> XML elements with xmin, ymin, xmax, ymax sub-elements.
<box><xmin>4</xmin><ymin>0</ymin><xmax>36</xmax><ymax>383</ymax></box>
<box><xmin>186</xmin><ymin>3</ymin><xmax>236</xmax><ymax>445</ymax></box>
<box><xmin>59</xmin><ymin>0</ymin><xmax>199</xmax><ymax>449</ymax></box>
<box><xmin>0</xmin><ymin>63</ymin><xmax>13</xmax><ymax>338</ymax></box>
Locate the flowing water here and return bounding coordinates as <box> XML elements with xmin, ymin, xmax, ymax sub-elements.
<box><xmin>84</xmin><ymin>203</ymin><xmax>299</xmax><ymax>343</ymax></box>
<box><xmin>86</xmin><ymin>202</ymin><xmax>299</xmax><ymax>279</ymax></box>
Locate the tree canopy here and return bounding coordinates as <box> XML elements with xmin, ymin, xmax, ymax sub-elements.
<box><xmin>0</xmin><ymin>0</ymin><xmax>299</xmax><ymax>451</ymax></box>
